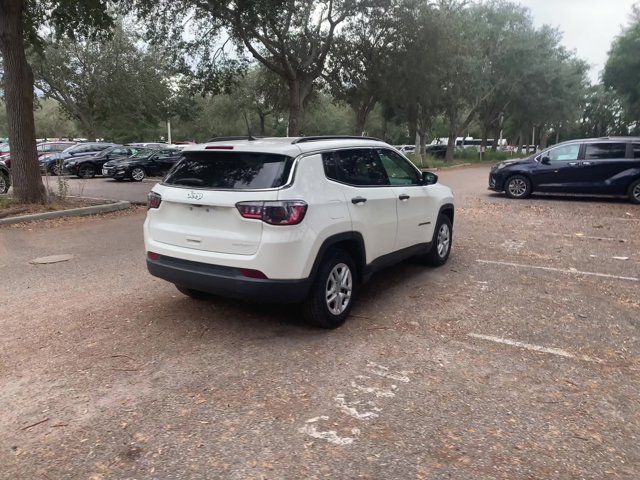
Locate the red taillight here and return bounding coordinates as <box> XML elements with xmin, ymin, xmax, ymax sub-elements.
<box><xmin>147</xmin><ymin>251</ymin><xmax>159</xmax><ymax>261</ymax></box>
<box><xmin>236</xmin><ymin>201</ymin><xmax>308</xmax><ymax>225</ymax></box>
<box><xmin>240</xmin><ymin>268</ymin><xmax>268</xmax><ymax>279</ymax></box>
<box><xmin>148</xmin><ymin>192</ymin><xmax>162</xmax><ymax>209</ymax></box>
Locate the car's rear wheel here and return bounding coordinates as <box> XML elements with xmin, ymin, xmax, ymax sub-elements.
<box><xmin>131</xmin><ymin>167</ymin><xmax>146</xmax><ymax>182</ymax></box>
<box><xmin>0</xmin><ymin>171</ymin><xmax>9</xmax><ymax>194</ymax></box>
<box><xmin>78</xmin><ymin>164</ymin><xmax>95</xmax><ymax>179</ymax></box>
<box><xmin>417</xmin><ymin>214</ymin><xmax>453</xmax><ymax>267</ymax></box>
<box><xmin>175</xmin><ymin>285</ymin><xmax>211</xmax><ymax>300</ymax></box>
<box><xmin>504</xmin><ymin>175</ymin><xmax>532</xmax><ymax>199</ymax></box>
<box><xmin>628</xmin><ymin>179</ymin><xmax>640</xmax><ymax>205</ymax></box>
<box><xmin>51</xmin><ymin>163</ymin><xmax>61</xmax><ymax>176</ymax></box>
<box><xmin>302</xmin><ymin>249</ymin><xmax>356</xmax><ymax>329</ymax></box>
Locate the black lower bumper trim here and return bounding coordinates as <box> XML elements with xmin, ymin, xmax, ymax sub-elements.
<box><xmin>147</xmin><ymin>254</ymin><xmax>311</xmax><ymax>304</ymax></box>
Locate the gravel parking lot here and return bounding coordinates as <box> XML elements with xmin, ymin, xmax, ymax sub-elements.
<box><xmin>2</xmin><ymin>166</ymin><xmax>639</xmax><ymax>479</ymax></box>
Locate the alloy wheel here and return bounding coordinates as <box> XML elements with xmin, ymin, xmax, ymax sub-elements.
<box><xmin>633</xmin><ymin>183</ymin><xmax>640</xmax><ymax>202</ymax></box>
<box><xmin>508</xmin><ymin>178</ymin><xmax>527</xmax><ymax>197</ymax></box>
<box><xmin>80</xmin><ymin>165</ymin><xmax>94</xmax><ymax>178</ymax></box>
<box><xmin>325</xmin><ymin>263</ymin><xmax>353</xmax><ymax>315</ymax></box>
<box><xmin>437</xmin><ymin>223</ymin><xmax>450</xmax><ymax>258</ymax></box>
<box><xmin>131</xmin><ymin>168</ymin><xmax>145</xmax><ymax>181</ymax></box>
<box><xmin>0</xmin><ymin>175</ymin><xmax>6</xmax><ymax>194</ymax></box>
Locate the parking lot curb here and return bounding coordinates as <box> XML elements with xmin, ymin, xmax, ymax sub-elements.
<box><xmin>0</xmin><ymin>200</ymin><xmax>131</xmax><ymax>226</ymax></box>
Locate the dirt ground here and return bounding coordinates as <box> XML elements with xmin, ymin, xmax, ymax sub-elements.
<box><xmin>1</xmin><ymin>165</ymin><xmax>638</xmax><ymax>479</ymax></box>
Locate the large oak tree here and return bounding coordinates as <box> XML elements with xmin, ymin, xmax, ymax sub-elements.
<box><xmin>0</xmin><ymin>0</ymin><xmax>113</xmax><ymax>203</ymax></box>
<box><xmin>129</xmin><ymin>0</ymin><xmax>363</xmax><ymax>136</ymax></box>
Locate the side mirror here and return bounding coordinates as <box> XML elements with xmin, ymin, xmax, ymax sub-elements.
<box><xmin>541</xmin><ymin>156</ymin><xmax>551</xmax><ymax>165</ymax></box>
<box><xmin>422</xmin><ymin>171</ymin><xmax>438</xmax><ymax>185</ymax></box>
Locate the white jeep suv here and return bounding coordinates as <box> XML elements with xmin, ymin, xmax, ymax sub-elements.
<box><xmin>144</xmin><ymin>136</ymin><xmax>455</xmax><ymax>328</ymax></box>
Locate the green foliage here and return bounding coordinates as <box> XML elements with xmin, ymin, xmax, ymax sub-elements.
<box><xmin>31</xmin><ymin>24</ymin><xmax>174</xmax><ymax>142</ymax></box>
<box><xmin>34</xmin><ymin>98</ymin><xmax>78</xmax><ymax>139</ymax></box>
<box><xmin>603</xmin><ymin>6</ymin><xmax>640</xmax><ymax>123</ymax></box>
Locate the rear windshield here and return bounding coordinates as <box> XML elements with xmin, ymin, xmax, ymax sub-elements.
<box><xmin>164</xmin><ymin>151</ymin><xmax>294</xmax><ymax>189</ymax></box>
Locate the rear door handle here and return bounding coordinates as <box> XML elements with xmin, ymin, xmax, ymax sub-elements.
<box><xmin>568</xmin><ymin>162</ymin><xmax>579</xmax><ymax>166</ymax></box>
<box><xmin>581</xmin><ymin>161</ymin><xmax>592</xmax><ymax>166</ymax></box>
<box><xmin>399</xmin><ymin>194</ymin><xmax>411</xmax><ymax>201</ymax></box>
<box><xmin>351</xmin><ymin>197</ymin><xmax>367</xmax><ymax>205</ymax></box>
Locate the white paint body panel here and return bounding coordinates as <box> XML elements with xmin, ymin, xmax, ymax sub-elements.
<box><xmin>143</xmin><ymin>139</ymin><xmax>454</xmax><ymax>281</ymax></box>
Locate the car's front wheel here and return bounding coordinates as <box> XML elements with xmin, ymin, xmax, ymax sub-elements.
<box><xmin>130</xmin><ymin>167</ymin><xmax>146</xmax><ymax>182</ymax></box>
<box><xmin>78</xmin><ymin>164</ymin><xmax>96</xmax><ymax>179</ymax></box>
<box><xmin>628</xmin><ymin>178</ymin><xmax>640</xmax><ymax>205</ymax></box>
<box><xmin>417</xmin><ymin>214</ymin><xmax>453</xmax><ymax>267</ymax></box>
<box><xmin>51</xmin><ymin>163</ymin><xmax>61</xmax><ymax>176</ymax></box>
<box><xmin>504</xmin><ymin>175</ymin><xmax>532</xmax><ymax>199</ymax></box>
<box><xmin>302</xmin><ymin>249</ymin><xmax>357</xmax><ymax>329</ymax></box>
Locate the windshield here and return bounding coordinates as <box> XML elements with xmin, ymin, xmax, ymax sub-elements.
<box><xmin>130</xmin><ymin>148</ymin><xmax>155</xmax><ymax>158</ymax></box>
<box><xmin>164</xmin><ymin>151</ymin><xmax>294</xmax><ymax>189</ymax></box>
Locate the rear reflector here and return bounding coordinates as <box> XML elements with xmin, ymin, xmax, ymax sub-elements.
<box><xmin>205</xmin><ymin>146</ymin><xmax>234</xmax><ymax>150</ymax></box>
<box><xmin>236</xmin><ymin>201</ymin><xmax>308</xmax><ymax>225</ymax></box>
<box><xmin>240</xmin><ymin>268</ymin><xmax>268</xmax><ymax>279</ymax></box>
<box><xmin>147</xmin><ymin>251</ymin><xmax>159</xmax><ymax>261</ymax></box>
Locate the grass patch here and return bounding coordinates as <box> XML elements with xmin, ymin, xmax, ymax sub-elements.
<box><xmin>0</xmin><ymin>195</ymin><xmax>110</xmax><ymax>220</ymax></box>
<box><xmin>407</xmin><ymin>149</ymin><xmax>521</xmax><ymax>169</ymax></box>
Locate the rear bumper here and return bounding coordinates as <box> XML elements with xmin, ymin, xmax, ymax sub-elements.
<box><xmin>147</xmin><ymin>254</ymin><xmax>312</xmax><ymax>304</ymax></box>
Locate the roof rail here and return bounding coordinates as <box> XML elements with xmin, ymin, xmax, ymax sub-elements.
<box><xmin>205</xmin><ymin>136</ymin><xmax>264</xmax><ymax>143</ymax></box>
<box><xmin>292</xmin><ymin>135</ymin><xmax>382</xmax><ymax>144</ymax></box>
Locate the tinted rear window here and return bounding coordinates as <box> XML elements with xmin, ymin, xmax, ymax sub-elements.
<box><xmin>585</xmin><ymin>143</ymin><xmax>627</xmax><ymax>160</ymax></box>
<box><xmin>633</xmin><ymin>144</ymin><xmax>640</xmax><ymax>159</ymax></box>
<box><xmin>164</xmin><ymin>151</ymin><xmax>294</xmax><ymax>189</ymax></box>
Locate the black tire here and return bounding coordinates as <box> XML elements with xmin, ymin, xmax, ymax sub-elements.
<box><xmin>628</xmin><ymin>178</ymin><xmax>640</xmax><ymax>205</ymax></box>
<box><xmin>130</xmin><ymin>167</ymin><xmax>146</xmax><ymax>182</ymax></box>
<box><xmin>504</xmin><ymin>174</ymin><xmax>532</xmax><ymax>199</ymax></box>
<box><xmin>418</xmin><ymin>214</ymin><xmax>453</xmax><ymax>267</ymax></box>
<box><xmin>78</xmin><ymin>164</ymin><xmax>96</xmax><ymax>179</ymax></box>
<box><xmin>0</xmin><ymin>171</ymin><xmax>9</xmax><ymax>194</ymax></box>
<box><xmin>302</xmin><ymin>248</ymin><xmax>357</xmax><ymax>329</ymax></box>
<box><xmin>176</xmin><ymin>285</ymin><xmax>211</xmax><ymax>300</ymax></box>
<box><xmin>50</xmin><ymin>163</ymin><xmax>61</xmax><ymax>176</ymax></box>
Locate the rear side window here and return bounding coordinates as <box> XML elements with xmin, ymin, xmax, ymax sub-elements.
<box><xmin>633</xmin><ymin>144</ymin><xmax>640</xmax><ymax>159</ymax></box>
<box><xmin>164</xmin><ymin>151</ymin><xmax>293</xmax><ymax>189</ymax></box>
<box><xmin>322</xmin><ymin>149</ymin><xmax>389</xmax><ymax>186</ymax></box>
<box><xmin>585</xmin><ymin>143</ymin><xmax>627</xmax><ymax>160</ymax></box>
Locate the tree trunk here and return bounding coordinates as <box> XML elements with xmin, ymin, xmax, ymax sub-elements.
<box><xmin>445</xmin><ymin>129</ymin><xmax>457</xmax><ymax>163</ymax></box>
<box><xmin>354</xmin><ymin>98</ymin><xmax>375</xmax><ymax>136</ymax></box>
<box><xmin>555</xmin><ymin>129</ymin><xmax>560</xmax><ymax>145</ymax></box>
<box><xmin>258</xmin><ymin>112</ymin><xmax>266</xmax><ymax>136</ymax></box>
<box><xmin>407</xmin><ymin>119</ymin><xmax>417</xmax><ymax>146</ymax></box>
<box><xmin>480</xmin><ymin>127</ymin><xmax>488</xmax><ymax>151</ymax></box>
<box><xmin>0</xmin><ymin>0</ymin><xmax>46</xmax><ymax>203</ymax></box>
<box><xmin>516</xmin><ymin>130</ymin><xmax>523</xmax><ymax>155</ymax></box>
<box><xmin>418</xmin><ymin>128</ymin><xmax>427</xmax><ymax>157</ymax></box>
<box><xmin>540</xmin><ymin>129</ymin><xmax>549</xmax><ymax>150</ymax></box>
<box><xmin>287</xmin><ymin>78</ymin><xmax>313</xmax><ymax>137</ymax></box>
<box><xmin>491</xmin><ymin>129</ymin><xmax>499</xmax><ymax>152</ymax></box>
